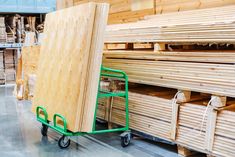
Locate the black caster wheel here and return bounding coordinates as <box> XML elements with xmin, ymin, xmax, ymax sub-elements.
<box><xmin>58</xmin><ymin>136</ymin><xmax>71</xmax><ymax>149</ymax></box>
<box><xmin>120</xmin><ymin>132</ymin><xmax>131</xmax><ymax>147</ymax></box>
<box><xmin>41</xmin><ymin>124</ymin><xmax>48</xmax><ymax>136</ymax></box>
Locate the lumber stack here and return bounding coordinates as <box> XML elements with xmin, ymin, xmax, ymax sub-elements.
<box><xmin>19</xmin><ymin>46</ymin><xmax>40</xmax><ymax>100</ymax></box>
<box><xmin>213</xmin><ymin>106</ymin><xmax>235</xmax><ymax>157</ymax></box>
<box><xmin>0</xmin><ymin>51</ymin><xmax>4</xmax><ymax>84</ymax></box>
<box><xmin>71</xmin><ymin>0</ymin><xmax>154</xmax><ymax>24</ymax></box>
<box><xmin>176</xmin><ymin>101</ymin><xmax>209</xmax><ymax>153</ymax></box>
<box><xmin>98</xmin><ymin>85</ymin><xmax>177</xmax><ymax>141</ymax></box>
<box><xmin>102</xmin><ymin>4</ymin><xmax>235</xmax><ymax>157</ymax></box>
<box><xmin>4</xmin><ymin>49</ymin><xmax>16</xmax><ymax>83</ymax></box>
<box><xmin>105</xmin><ymin>5</ymin><xmax>235</xmax><ymax>43</ymax></box>
<box><xmin>0</xmin><ymin>17</ymin><xmax>6</xmax><ymax>43</ymax></box>
<box><xmin>33</xmin><ymin>3</ymin><xmax>109</xmax><ymax>132</ymax></box>
<box><xmin>154</xmin><ymin>0</ymin><xmax>235</xmax><ymax>14</ymax></box>
<box><xmin>74</xmin><ymin>0</ymin><xmax>131</xmax><ymax>14</ymax></box>
<box><xmin>103</xmin><ymin>58</ymin><xmax>235</xmax><ymax>98</ymax></box>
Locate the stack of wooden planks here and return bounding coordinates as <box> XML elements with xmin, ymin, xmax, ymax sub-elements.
<box><xmin>0</xmin><ymin>17</ymin><xmax>6</xmax><ymax>43</ymax></box>
<box><xmin>4</xmin><ymin>49</ymin><xmax>16</xmax><ymax>83</ymax></box>
<box><xmin>105</xmin><ymin>5</ymin><xmax>235</xmax><ymax>43</ymax></box>
<box><xmin>32</xmin><ymin>3</ymin><xmax>109</xmax><ymax>132</ymax></box>
<box><xmin>102</xmin><ymin>4</ymin><xmax>235</xmax><ymax>157</ymax></box>
<box><xmin>0</xmin><ymin>51</ymin><xmax>4</xmax><ymax>84</ymax></box>
<box><xmin>65</xmin><ymin>0</ymin><xmax>155</xmax><ymax>24</ymax></box>
<box><xmin>154</xmin><ymin>0</ymin><xmax>235</xmax><ymax>14</ymax></box>
<box><xmin>98</xmin><ymin>84</ymin><xmax>177</xmax><ymax>141</ymax></box>
<box><xmin>103</xmin><ymin>58</ymin><xmax>235</xmax><ymax>98</ymax></box>
<box><xmin>213</xmin><ymin>105</ymin><xmax>235</xmax><ymax>157</ymax></box>
<box><xmin>74</xmin><ymin>0</ymin><xmax>131</xmax><ymax>14</ymax></box>
<box><xmin>16</xmin><ymin>46</ymin><xmax>41</xmax><ymax>100</ymax></box>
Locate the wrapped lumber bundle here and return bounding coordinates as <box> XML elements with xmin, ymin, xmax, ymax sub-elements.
<box><xmin>213</xmin><ymin>105</ymin><xmax>235</xmax><ymax>157</ymax></box>
<box><xmin>176</xmin><ymin>100</ymin><xmax>209</xmax><ymax>153</ymax></box>
<box><xmin>98</xmin><ymin>85</ymin><xmax>178</xmax><ymax>141</ymax></box>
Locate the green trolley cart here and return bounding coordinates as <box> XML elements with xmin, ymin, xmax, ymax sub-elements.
<box><xmin>36</xmin><ymin>66</ymin><xmax>131</xmax><ymax>149</ymax></box>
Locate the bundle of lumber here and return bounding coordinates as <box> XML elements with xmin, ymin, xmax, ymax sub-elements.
<box><xmin>213</xmin><ymin>105</ymin><xmax>235</xmax><ymax>156</ymax></box>
<box><xmin>74</xmin><ymin>0</ymin><xmax>131</xmax><ymax>14</ymax></box>
<box><xmin>16</xmin><ymin>46</ymin><xmax>40</xmax><ymax>100</ymax></box>
<box><xmin>176</xmin><ymin>99</ymin><xmax>235</xmax><ymax>157</ymax></box>
<box><xmin>0</xmin><ymin>51</ymin><xmax>4</xmax><ymax>84</ymax></box>
<box><xmin>105</xmin><ymin>5</ymin><xmax>235</xmax><ymax>43</ymax></box>
<box><xmin>98</xmin><ymin>84</ymin><xmax>177</xmax><ymax>141</ymax></box>
<box><xmin>0</xmin><ymin>17</ymin><xmax>6</xmax><ymax>43</ymax></box>
<box><xmin>176</xmin><ymin>101</ymin><xmax>209</xmax><ymax>153</ymax></box>
<box><xmin>32</xmin><ymin>3</ymin><xmax>109</xmax><ymax>132</ymax></box>
<box><xmin>154</xmin><ymin>0</ymin><xmax>235</xmax><ymax>14</ymax></box>
<box><xmin>104</xmin><ymin>50</ymin><xmax>235</xmax><ymax>64</ymax></box>
<box><xmin>103</xmin><ymin>58</ymin><xmax>235</xmax><ymax>98</ymax></box>
<box><xmin>4</xmin><ymin>49</ymin><xmax>16</xmax><ymax>83</ymax></box>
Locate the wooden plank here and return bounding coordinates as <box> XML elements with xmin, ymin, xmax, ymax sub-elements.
<box><xmin>105</xmin><ymin>5</ymin><xmax>235</xmax><ymax>43</ymax></box>
<box><xmin>155</xmin><ymin>0</ymin><xmax>235</xmax><ymax>14</ymax></box>
<box><xmin>103</xmin><ymin>50</ymin><xmax>235</xmax><ymax>64</ymax></box>
<box><xmin>32</xmin><ymin>3</ymin><xmax>109</xmax><ymax>132</ymax></box>
<box><xmin>21</xmin><ymin>46</ymin><xmax>40</xmax><ymax>100</ymax></box>
<box><xmin>103</xmin><ymin>58</ymin><xmax>235</xmax><ymax>98</ymax></box>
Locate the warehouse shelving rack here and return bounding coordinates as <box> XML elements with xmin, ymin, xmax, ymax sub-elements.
<box><xmin>36</xmin><ymin>66</ymin><xmax>131</xmax><ymax>149</ymax></box>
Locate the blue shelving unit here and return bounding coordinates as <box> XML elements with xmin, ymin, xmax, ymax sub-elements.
<box><xmin>0</xmin><ymin>0</ymin><xmax>56</xmax><ymax>14</ymax></box>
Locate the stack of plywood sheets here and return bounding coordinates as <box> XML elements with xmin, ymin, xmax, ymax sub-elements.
<box><xmin>32</xmin><ymin>3</ymin><xmax>109</xmax><ymax>132</ymax></box>
<box><xmin>21</xmin><ymin>46</ymin><xmax>40</xmax><ymax>100</ymax></box>
<box><xmin>105</xmin><ymin>5</ymin><xmax>235</xmax><ymax>43</ymax></box>
<box><xmin>154</xmin><ymin>0</ymin><xmax>235</xmax><ymax>14</ymax></box>
<box><xmin>98</xmin><ymin>85</ymin><xmax>177</xmax><ymax>141</ymax></box>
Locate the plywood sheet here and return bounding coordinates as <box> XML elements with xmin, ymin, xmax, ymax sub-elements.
<box><xmin>32</xmin><ymin>3</ymin><xmax>109</xmax><ymax>132</ymax></box>
<box><xmin>21</xmin><ymin>46</ymin><xmax>40</xmax><ymax>100</ymax></box>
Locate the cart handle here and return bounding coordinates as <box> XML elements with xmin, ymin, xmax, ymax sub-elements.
<box><xmin>36</xmin><ymin>106</ymin><xmax>48</xmax><ymax>123</ymax></box>
<box><xmin>53</xmin><ymin>113</ymin><xmax>67</xmax><ymax>132</ymax></box>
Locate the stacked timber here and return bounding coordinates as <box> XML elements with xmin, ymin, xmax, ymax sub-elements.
<box><xmin>105</xmin><ymin>5</ymin><xmax>235</xmax><ymax>43</ymax></box>
<box><xmin>71</xmin><ymin>0</ymin><xmax>155</xmax><ymax>24</ymax></box>
<box><xmin>0</xmin><ymin>51</ymin><xmax>4</xmax><ymax>84</ymax></box>
<box><xmin>154</xmin><ymin>0</ymin><xmax>235</xmax><ymax>14</ymax></box>
<box><xmin>4</xmin><ymin>49</ymin><xmax>16</xmax><ymax>83</ymax></box>
<box><xmin>103</xmin><ymin>58</ymin><xmax>235</xmax><ymax>98</ymax></box>
<box><xmin>0</xmin><ymin>17</ymin><xmax>6</xmax><ymax>43</ymax></box>
<box><xmin>98</xmin><ymin>84</ymin><xmax>177</xmax><ymax>141</ymax></box>
<box><xmin>102</xmin><ymin>4</ymin><xmax>235</xmax><ymax>157</ymax></box>
<box><xmin>213</xmin><ymin>105</ymin><xmax>235</xmax><ymax>157</ymax></box>
<box><xmin>21</xmin><ymin>46</ymin><xmax>40</xmax><ymax>100</ymax></box>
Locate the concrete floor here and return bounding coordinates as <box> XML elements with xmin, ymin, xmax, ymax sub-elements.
<box><xmin>0</xmin><ymin>86</ymin><xmax>205</xmax><ymax>157</ymax></box>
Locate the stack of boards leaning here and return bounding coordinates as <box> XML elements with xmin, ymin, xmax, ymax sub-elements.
<box><xmin>32</xmin><ymin>3</ymin><xmax>109</xmax><ymax>132</ymax></box>
<box><xmin>99</xmin><ymin>4</ymin><xmax>235</xmax><ymax>157</ymax></box>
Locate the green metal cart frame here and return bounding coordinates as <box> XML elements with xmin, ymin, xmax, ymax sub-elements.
<box><xmin>36</xmin><ymin>66</ymin><xmax>130</xmax><ymax>149</ymax></box>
